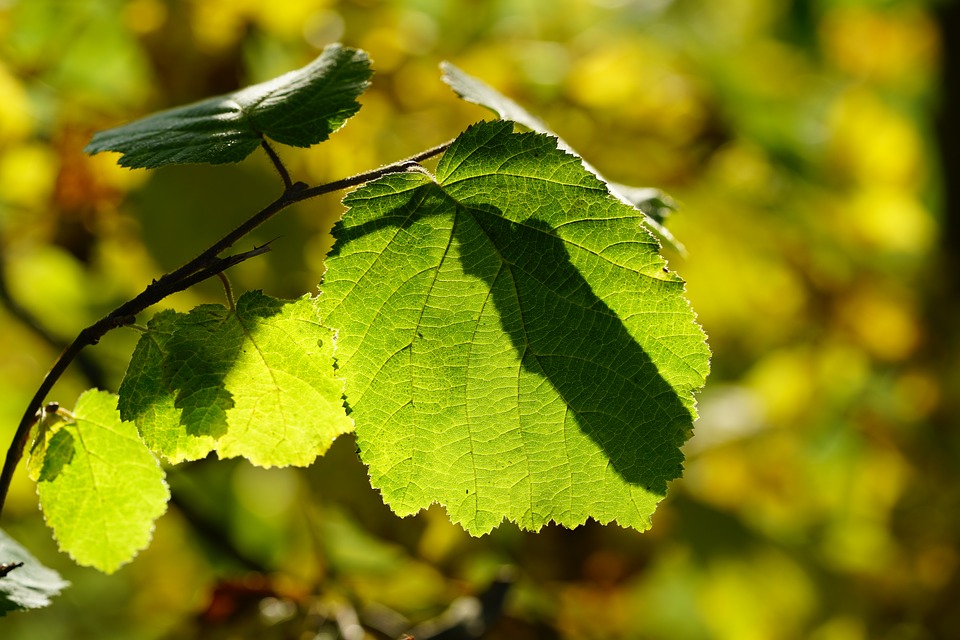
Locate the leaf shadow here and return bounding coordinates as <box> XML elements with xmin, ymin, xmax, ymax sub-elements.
<box><xmin>37</xmin><ymin>429</ymin><xmax>74</xmax><ymax>483</ymax></box>
<box><xmin>163</xmin><ymin>294</ymin><xmax>288</xmax><ymax>441</ymax></box>
<box><xmin>458</xmin><ymin>206</ymin><xmax>692</xmax><ymax>495</ymax></box>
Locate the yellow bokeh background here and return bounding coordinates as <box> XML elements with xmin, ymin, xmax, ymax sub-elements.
<box><xmin>1</xmin><ymin>0</ymin><xmax>957</xmax><ymax>638</ymax></box>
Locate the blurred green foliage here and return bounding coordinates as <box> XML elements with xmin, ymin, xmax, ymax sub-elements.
<box><xmin>0</xmin><ymin>0</ymin><xmax>956</xmax><ymax>638</ymax></box>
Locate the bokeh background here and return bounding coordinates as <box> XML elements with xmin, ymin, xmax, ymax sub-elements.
<box><xmin>1</xmin><ymin>0</ymin><xmax>958</xmax><ymax>638</ymax></box>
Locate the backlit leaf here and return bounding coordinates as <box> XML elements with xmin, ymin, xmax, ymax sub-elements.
<box><xmin>35</xmin><ymin>390</ymin><xmax>169</xmax><ymax>573</ymax></box>
<box><xmin>118</xmin><ymin>310</ymin><xmax>213</xmax><ymax>463</ymax></box>
<box><xmin>118</xmin><ymin>292</ymin><xmax>352</xmax><ymax>467</ymax></box>
<box><xmin>318</xmin><ymin>120</ymin><xmax>709</xmax><ymax>534</ymax></box>
<box><xmin>441</xmin><ymin>61</ymin><xmax>684</xmax><ymax>252</ymax></box>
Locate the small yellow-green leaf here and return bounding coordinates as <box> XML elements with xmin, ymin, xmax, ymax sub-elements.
<box><xmin>36</xmin><ymin>390</ymin><xmax>169</xmax><ymax>573</ymax></box>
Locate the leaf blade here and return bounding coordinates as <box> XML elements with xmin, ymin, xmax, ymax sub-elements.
<box><xmin>215</xmin><ymin>292</ymin><xmax>353</xmax><ymax>466</ymax></box>
<box><xmin>117</xmin><ymin>293</ymin><xmax>353</xmax><ymax>468</ymax></box>
<box><xmin>319</xmin><ymin>121</ymin><xmax>709</xmax><ymax>534</ymax></box>
<box><xmin>85</xmin><ymin>44</ymin><xmax>371</xmax><ymax>168</ymax></box>
<box><xmin>119</xmin><ymin>310</ymin><xmax>217</xmax><ymax>463</ymax></box>
<box><xmin>36</xmin><ymin>390</ymin><xmax>169</xmax><ymax>573</ymax></box>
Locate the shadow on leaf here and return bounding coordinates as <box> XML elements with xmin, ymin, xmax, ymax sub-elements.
<box><xmin>330</xmin><ymin>179</ymin><xmax>694</xmax><ymax>499</ymax></box>
<box><xmin>37</xmin><ymin>429</ymin><xmax>74</xmax><ymax>483</ymax></box>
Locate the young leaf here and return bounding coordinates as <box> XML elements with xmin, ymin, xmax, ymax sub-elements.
<box><xmin>35</xmin><ymin>390</ymin><xmax>169</xmax><ymax>573</ymax></box>
<box><xmin>118</xmin><ymin>292</ymin><xmax>352</xmax><ymax>467</ymax></box>
<box><xmin>0</xmin><ymin>528</ymin><xmax>69</xmax><ymax>616</ymax></box>
<box><xmin>318</xmin><ymin>120</ymin><xmax>710</xmax><ymax>535</ymax></box>
<box><xmin>440</xmin><ymin>61</ymin><xmax>684</xmax><ymax>253</ymax></box>
<box><xmin>85</xmin><ymin>44</ymin><xmax>371</xmax><ymax>168</ymax></box>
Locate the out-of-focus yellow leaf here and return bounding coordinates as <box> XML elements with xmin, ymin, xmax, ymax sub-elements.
<box><xmin>0</xmin><ymin>144</ymin><xmax>57</xmax><ymax>209</ymax></box>
<box><xmin>839</xmin><ymin>289</ymin><xmax>921</xmax><ymax>362</ymax></box>
<box><xmin>841</xmin><ymin>187</ymin><xmax>935</xmax><ymax>255</ymax></box>
<box><xmin>122</xmin><ymin>0</ymin><xmax>168</xmax><ymax>35</ymax></box>
<box><xmin>698</xmin><ymin>552</ymin><xmax>816</xmax><ymax>640</ymax></box>
<box><xmin>828</xmin><ymin>88</ymin><xmax>925</xmax><ymax>188</ymax></box>
<box><xmin>819</xmin><ymin>6</ymin><xmax>939</xmax><ymax>86</ymax></box>
<box><xmin>0</xmin><ymin>62</ymin><xmax>33</xmax><ymax>141</ymax></box>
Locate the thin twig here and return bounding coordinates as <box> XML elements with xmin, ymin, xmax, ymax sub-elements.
<box><xmin>293</xmin><ymin>139</ymin><xmax>453</xmax><ymax>202</ymax></box>
<box><xmin>0</xmin><ymin>140</ymin><xmax>455</xmax><ymax>518</ymax></box>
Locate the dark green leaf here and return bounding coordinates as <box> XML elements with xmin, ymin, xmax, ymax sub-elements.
<box><xmin>85</xmin><ymin>44</ymin><xmax>371</xmax><ymax>168</ymax></box>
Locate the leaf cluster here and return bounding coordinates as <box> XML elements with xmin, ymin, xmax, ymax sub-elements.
<box><xmin>2</xmin><ymin>43</ymin><xmax>709</xmax><ymax>612</ymax></box>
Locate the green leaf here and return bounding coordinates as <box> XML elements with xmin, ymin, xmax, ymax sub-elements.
<box><xmin>85</xmin><ymin>44</ymin><xmax>371</xmax><ymax>168</ymax></box>
<box><xmin>318</xmin><ymin>120</ymin><xmax>710</xmax><ymax>534</ymax></box>
<box><xmin>118</xmin><ymin>310</ymin><xmax>214</xmax><ymax>463</ymax></box>
<box><xmin>118</xmin><ymin>292</ymin><xmax>352</xmax><ymax>467</ymax></box>
<box><xmin>440</xmin><ymin>61</ymin><xmax>685</xmax><ymax>253</ymax></box>
<box><xmin>0</xmin><ymin>528</ymin><xmax>69</xmax><ymax>616</ymax></box>
<box><xmin>35</xmin><ymin>390</ymin><xmax>169</xmax><ymax>573</ymax></box>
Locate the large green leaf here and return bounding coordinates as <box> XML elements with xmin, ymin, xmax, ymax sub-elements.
<box><xmin>85</xmin><ymin>44</ymin><xmax>371</xmax><ymax>168</ymax></box>
<box><xmin>35</xmin><ymin>390</ymin><xmax>169</xmax><ymax>573</ymax></box>
<box><xmin>318</xmin><ymin>120</ymin><xmax>709</xmax><ymax>534</ymax></box>
<box><xmin>118</xmin><ymin>292</ymin><xmax>352</xmax><ymax>467</ymax></box>
<box><xmin>440</xmin><ymin>61</ymin><xmax>683</xmax><ymax>252</ymax></box>
<box><xmin>0</xmin><ymin>528</ymin><xmax>69</xmax><ymax>615</ymax></box>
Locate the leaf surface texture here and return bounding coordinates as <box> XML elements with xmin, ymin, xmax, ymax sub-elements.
<box><xmin>0</xmin><ymin>528</ymin><xmax>69</xmax><ymax>615</ymax></box>
<box><xmin>318</xmin><ymin>120</ymin><xmax>710</xmax><ymax>534</ymax></box>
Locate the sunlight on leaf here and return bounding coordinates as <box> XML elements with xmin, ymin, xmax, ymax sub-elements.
<box><xmin>318</xmin><ymin>121</ymin><xmax>709</xmax><ymax>534</ymax></box>
<box><xmin>119</xmin><ymin>292</ymin><xmax>353</xmax><ymax>467</ymax></box>
<box><xmin>441</xmin><ymin>61</ymin><xmax>684</xmax><ymax>253</ymax></box>
<box><xmin>35</xmin><ymin>390</ymin><xmax>169</xmax><ymax>573</ymax></box>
